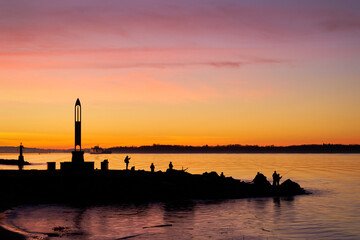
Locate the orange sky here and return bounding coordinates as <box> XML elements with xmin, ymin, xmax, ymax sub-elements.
<box><xmin>1</xmin><ymin>1</ymin><xmax>360</xmax><ymax>148</ymax></box>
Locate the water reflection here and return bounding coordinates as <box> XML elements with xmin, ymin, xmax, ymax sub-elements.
<box><xmin>0</xmin><ymin>200</ymin><xmax>267</xmax><ymax>239</ymax></box>
<box><xmin>1</xmin><ymin>153</ymin><xmax>359</xmax><ymax>239</ymax></box>
<box><xmin>1</xmin><ymin>194</ymin><xmax>359</xmax><ymax>240</ymax></box>
<box><xmin>273</xmin><ymin>197</ymin><xmax>281</xmax><ymax>208</ymax></box>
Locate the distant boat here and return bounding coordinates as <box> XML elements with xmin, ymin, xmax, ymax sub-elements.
<box><xmin>90</xmin><ymin>146</ymin><xmax>112</xmax><ymax>154</ymax></box>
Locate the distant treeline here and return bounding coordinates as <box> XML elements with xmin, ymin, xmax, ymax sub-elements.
<box><xmin>109</xmin><ymin>144</ymin><xmax>360</xmax><ymax>153</ymax></box>
<box><xmin>1</xmin><ymin>144</ymin><xmax>360</xmax><ymax>154</ymax></box>
<box><xmin>0</xmin><ymin>146</ymin><xmax>72</xmax><ymax>153</ymax></box>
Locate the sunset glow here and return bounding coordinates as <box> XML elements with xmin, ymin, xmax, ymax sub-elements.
<box><xmin>1</xmin><ymin>0</ymin><xmax>360</xmax><ymax>148</ymax></box>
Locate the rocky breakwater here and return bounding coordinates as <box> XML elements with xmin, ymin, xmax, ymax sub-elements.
<box><xmin>0</xmin><ymin>170</ymin><xmax>307</xmax><ymax>206</ymax></box>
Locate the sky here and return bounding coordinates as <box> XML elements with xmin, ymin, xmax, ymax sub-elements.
<box><xmin>1</xmin><ymin>0</ymin><xmax>360</xmax><ymax>148</ymax></box>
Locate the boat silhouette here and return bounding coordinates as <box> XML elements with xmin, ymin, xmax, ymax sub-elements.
<box><xmin>90</xmin><ymin>145</ymin><xmax>112</xmax><ymax>154</ymax></box>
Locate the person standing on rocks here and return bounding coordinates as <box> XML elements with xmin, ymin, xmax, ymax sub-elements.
<box><xmin>272</xmin><ymin>171</ymin><xmax>282</xmax><ymax>186</ymax></box>
<box><xmin>124</xmin><ymin>155</ymin><xmax>131</xmax><ymax>170</ymax></box>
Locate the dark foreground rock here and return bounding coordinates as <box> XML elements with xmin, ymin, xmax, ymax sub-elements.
<box><xmin>0</xmin><ymin>170</ymin><xmax>307</xmax><ymax>206</ymax></box>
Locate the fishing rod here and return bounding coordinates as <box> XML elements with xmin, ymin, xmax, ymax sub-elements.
<box><xmin>278</xmin><ymin>167</ymin><xmax>298</xmax><ymax>180</ymax></box>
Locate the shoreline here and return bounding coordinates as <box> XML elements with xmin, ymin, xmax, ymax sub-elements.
<box><xmin>0</xmin><ymin>226</ymin><xmax>26</xmax><ymax>240</ymax></box>
<box><xmin>0</xmin><ymin>214</ymin><xmax>26</xmax><ymax>240</ymax></box>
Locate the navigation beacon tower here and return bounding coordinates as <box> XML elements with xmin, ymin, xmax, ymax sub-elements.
<box><xmin>72</xmin><ymin>98</ymin><xmax>84</xmax><ymax>163</ymax></box>
<box><xmin>75</xmin><ymin>98</ymin><xmax>81</xmax><ymax>151</ymax></box>
<box><xmin>60</xmin><ymin>98</ymin><xmax>94</xmax><ymax>171</ymax></box>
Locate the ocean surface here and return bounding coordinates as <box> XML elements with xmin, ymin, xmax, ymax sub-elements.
<box><xmin>0</xmin><ymin>153</ymin><xmax>359</xmax><ymax>239</ymax></box>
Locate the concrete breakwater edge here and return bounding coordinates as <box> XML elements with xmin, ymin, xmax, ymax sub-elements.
<box><xmin>0</xmin><ymin>169</ymin><xmax>307</xmax><ymax>207</ymax></box>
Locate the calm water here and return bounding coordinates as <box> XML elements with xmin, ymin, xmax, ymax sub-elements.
<box><xmin>0</xmin><ymin>153</ymin><xmax>360</xmax><ymax>239</ymax></box>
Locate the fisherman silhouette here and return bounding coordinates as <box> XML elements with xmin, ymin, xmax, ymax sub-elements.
<box><xmin>150</xmin><ymin>163</ymin><xmax>155</xmax><ymax>173</ymax></box>
<box><xmin>272</xmin><ymin>171</ymin><xmax>282</xmax><ymax>186</ymax></box>
<box><xmin>169</xmin><ymin>161</ymin><xmax>173</xmax><ymax>170</ymax></box>
<box><xmin>272</xmin><ymin>171</ymin><xmax>277</xmax><ymax>186</ymax></box>
<box><xmin>124</xmin><ymin>155</ymin><xmax>131</xmax><ymax>170</ymax></box>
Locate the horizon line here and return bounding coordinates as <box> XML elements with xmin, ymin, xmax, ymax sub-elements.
<box><xmin>1</xmin><ymin>143</ymin><xmax>360</xmax><ymax>150</ymax></box>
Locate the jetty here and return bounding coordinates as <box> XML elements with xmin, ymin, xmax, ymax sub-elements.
<box><xmin>0</xmin><ymin>169</ymin><xmax>305</xmax><ymax>206</ymax></box>
<box><xmin>0</xmin><ymin>143</ymin><xmax>30</xmax><ymax>169</ymax></box>
<box><xmin>0</xmin><ymin>99</ymin><xmax>307</xmax><ymax>208</ymax></box>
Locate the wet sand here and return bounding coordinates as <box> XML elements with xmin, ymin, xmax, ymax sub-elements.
<box><xmin>0</xmin><ymin>225</ymin><xmax>26</xmax><ymax>240</ymax></box>
<box><xmin>0</xmin><ymin>210</ymin><xmax>26</xmax><ymax>240</ymax></box>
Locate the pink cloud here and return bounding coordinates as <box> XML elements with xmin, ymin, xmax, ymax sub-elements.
<box><xmin>1</xmin><ymin>1</ymin><xmax>359</xmax><ymax>51</ymax></box>
<box><xmin>0</xmin><ymin>0</ymin><xmax>359</xmax><ymax>72</ymax></box>
<box><xmin>0</xmin><ymin>47</ymin><xmax>286</xmax><ymax>69</ymax></box>
<box><xmin>322</xmin><ymin>17</ymin><xmax>360</xmax><ymax>32</ymax></box>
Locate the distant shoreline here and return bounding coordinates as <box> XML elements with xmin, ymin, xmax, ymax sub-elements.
<box><xmin>1</xmin><ymin>144</ymin><xmax>360</xmax><ymax>154</ymax></box>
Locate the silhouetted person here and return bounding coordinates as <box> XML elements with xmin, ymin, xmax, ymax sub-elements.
<box><xmin>220</xmin><ymin>172</ymin><xmax>225</xmax><ymax>178</ymax></box>
<box><xmin>272</xmin><ymin>171</ymin><xmax>282</xmax><ymax>186</ymax></box>
<box><xmin>254</xmin><ymin>172</ymin><xmax>265</xmax><ymax>184</ymax></box>
<box><xmin>150</xmin><ymin>163</ymin><xmax>155</xmax><ymax>173</ymax></box>
<box><xmin>169</xmin><ymin>161</ymin><xmax>173</xmax><ymax>170</ymax></box>
<box><xmin>272</xmin><ymin>171</ymin><xmax>277</xmax><ymax>186</ymax></box>
<box><xmin>18</xmin><ymin>143</ymin><xmax>24</xmax><ymax>170</ymax></box>
<box><xmin>131</xmin><ymin>166</ymin><xmax>135</xmax><ymax>171</ymax></box>
<box><xmin>124</xmin><ymin>155</ymin><xmax>131</xmax><ymax>170</ymax></box>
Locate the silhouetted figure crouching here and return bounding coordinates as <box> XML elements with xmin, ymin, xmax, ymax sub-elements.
<box><xmin>124</xmin><ymin>155</ymin><xmax>131</xmax><ymax>170</ymax></box>
<box><xmin>253</xmin><ymin>172</ymin><xmax>271</xmax><ymax>188</ymax></box>
<box><xmin>272</xmin><ymin>171</ymin><xmax>282</xmax><ymax>186</ymax></box>
<box><xmin>150</xmin><ymin>163</ymin><xmax>155</xmax><ymax>173</ymax></box>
